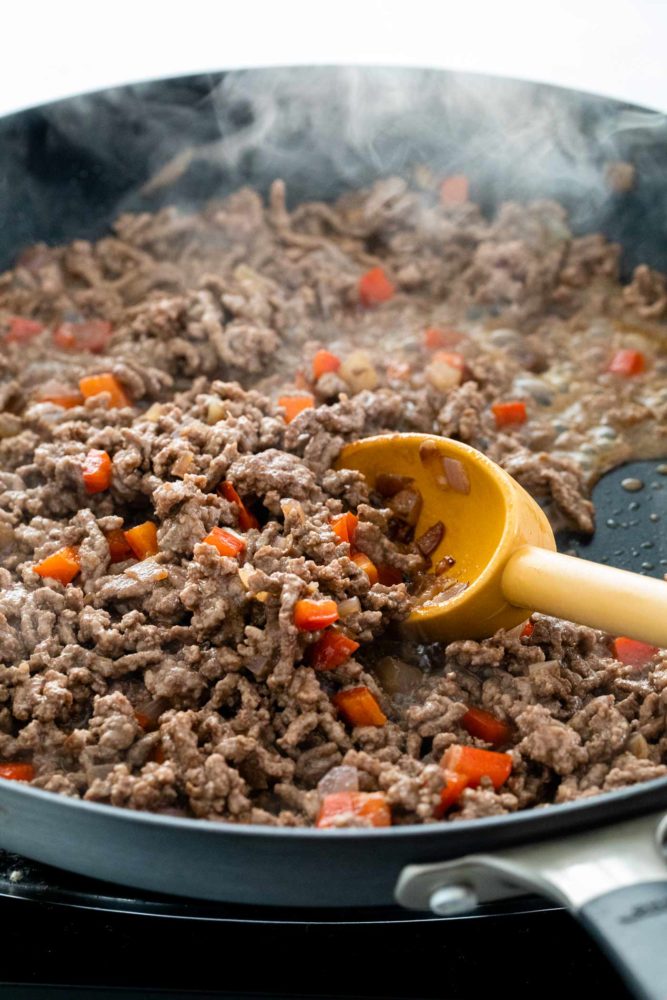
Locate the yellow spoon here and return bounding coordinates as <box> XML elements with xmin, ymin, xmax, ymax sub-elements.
<box><xmin>336</xmin><ymin>433</ymin><xmax>667</xmax><ymax>646</ymax></box>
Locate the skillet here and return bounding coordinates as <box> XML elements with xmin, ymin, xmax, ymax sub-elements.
<box><xmin>1</xmin><ymin>66</ymin><xmax>667</xmax><ymax>999</ymax></box>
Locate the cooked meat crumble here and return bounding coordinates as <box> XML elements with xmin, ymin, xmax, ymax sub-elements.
<box><xmin>0</xmin><ymin>175</ymin><xmax>665</xmax><ymax>826</ymax></box>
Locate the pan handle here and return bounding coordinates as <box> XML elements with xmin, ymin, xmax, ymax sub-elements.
<box><xmin>580</xmin><ymin>881</ymin><xmax>667</xmax><ymax>1000</ymax></box>
<box><xmin>395</xmin><ymin>810</ymin><xmax>667</xmax><ymax>1000</ymax></box>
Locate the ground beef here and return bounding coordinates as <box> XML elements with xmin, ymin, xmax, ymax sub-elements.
<box><xmin>0</xmin><ymin>175</ymin><xmax>666</xmax><ymax>827</ymax></box>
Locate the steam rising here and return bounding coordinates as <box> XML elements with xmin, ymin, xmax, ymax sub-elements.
<box><xmin>2</xmin><ymin>66</ymin><xmax>667</xmax><ymax>271</ymax></box>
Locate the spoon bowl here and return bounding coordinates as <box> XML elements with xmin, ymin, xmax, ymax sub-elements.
<box><xmin>336</xmin><ymin>433</ymin><xmax>667</xmax><ymax>646</ymax></box>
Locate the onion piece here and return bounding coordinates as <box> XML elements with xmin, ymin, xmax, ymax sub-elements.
<box><xmin>373</xmin><ymin>656</ymin><xmax>423</xmax><ymax>695</ymax></box>
<box><xmin>318</xmin><ymin>765</ymin><xmax>359</xmax><ymax>796</ymax></box>
<box><xmin>425</xmin><ymin>356</ymin><xmax>463</xmax><ymax>392</ymax></box>
<box><xmin>338</xmin><ymin>596</ymin><xmax>361</xmax><ymax>618</ymax></box>
<box><xmin>172</xmin><ymin>451</ymin><xmax>194</xmax><ymax>477</ymax></box>
<box><xmin>124</xmin><ymin>558</ymin><xmax>168</xmax><ymax>583</ymax></box>
<box><xmin>389</xmin><ymin>487</ymin><xmax>423</xmax><ymax>526</ymax></box>
<box><xmin>443</xmin><ymin>457</ymin><xmax>470</xmax><ymax>494</ymax></box>
<box><xmin>206</xmin><ymin>399</ymin><xmax>227</xmax><ymax>424</ymax></box>
<box><xmin>339</xmin><ymin>350</ymin><xmax>378</xmax><ymax>393</ymax></box>
<box><xmin>416</xmin><ymin>521</ymin><xmax>445</xmax><ymax>557</ymax></box>
<box><xmin>142</xmin><ymin>403</ymin><xmax>164</xmax><ymax>423</ymax></box>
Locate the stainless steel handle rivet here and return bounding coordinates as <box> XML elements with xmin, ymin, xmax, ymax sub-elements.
<box><xmin>429</xmin><ymin>884</ymin><xmax>477</xmax><ymax>916</ymax></box>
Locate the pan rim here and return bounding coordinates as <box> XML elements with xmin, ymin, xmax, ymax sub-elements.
<box><xmin>3</xmin><ymin>771</ymin><xmax>667</xmax><ymax>840</ymax></box>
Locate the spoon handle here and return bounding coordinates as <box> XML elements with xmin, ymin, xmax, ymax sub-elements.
<box><xmin>502</xmin><ymin>546</ymin><xmax>667</xmax><ymax>648</ymax></box>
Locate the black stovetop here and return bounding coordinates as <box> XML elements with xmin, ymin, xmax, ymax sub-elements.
<box><xmin>0</xmin><ymin>850</ymin><xmax>630</xmax><ymax>999</ymax></box>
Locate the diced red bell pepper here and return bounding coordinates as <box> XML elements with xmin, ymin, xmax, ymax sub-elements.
<box><xmin>218</xmin><ymin>482</ymin><xmax>259</xmax><ymax>531</ymax></box>
<box><xmin>36</xmin><ymin>388</ymin><xmax>84</xmax><ymax>409</ymax></box>
<box><xmin>54</xmin><ymin>319</ymin><xmax>113</xmax><ymax>353</ymax></box>
<box><xmin>521</xmin><ymin>622</ymin><xmax>534</xmax><ymax>638</ymax></box>
<box><xmin>491</xmin><ymin>400</ymin><xmax>527</xmax><ymax>428</ymax></box>
<box><xmin>34</xmin><ymin>546</ymin><xmax>81</xmax><ymax>585</ymax></box>
<box><xmin>316</xmin><ymin>791</ymin><xmax>391</xmax><ymax>828</ymax></box>
<box><xmin>5</xmin><ymin>316</ymin><xmax>43</xmax><ymax>342</ymax></box>
<box><xmin>333</xmin><ymin>686</ymin><xmax>387</xmax><ymax>727</ymax></box>
<box><xmin>106</xmin><ymin>528</ymin><xmax>134</xmax><ymax>563</ymax></box>
<box><xmin>0</xmin><ymin>763</ymin><xmax>34</xmax><ymax>782</ymax></box>
<box><xmin>607</xmin><ymin>349</ymin><xmax>646</xmax><ymax>376</ymax></box>
<box><xmin>278</xmin><ymin>394</ymin><xmax>315</xmax><ymax>422</ymax></box>
<box><xmin>330</xmin><ymin>512</ymin><xmax>358</xmax><ymax>547</ymax></box>
<box><xmin>351</xmin><ymin>551</ymin><xmax>379</xmax><ymax>586</ymax></box>
<box><xmin>82</xmin><ymin>449</ymin><xmax>112</xmax><ymax>494</ymax></box>
<box><xmin>440</xmin><ymin>175</ymin><xmax>469</xmax><ymax>205</ymax></box>
<box><xmin>461</xmin><ymin>707</ymin><xmax>512</xmax><ymax>746</ymax></box>
<box><xmin>423</xmin><ymin>327</ymin><xmax>464</xmax><ymax>350</ymax></box>
<box><xmin>613</xmin><ymin>636</ymin><xmax>659</xmax><ymax>667</ymax></box>
<box><xmin>434</xmin><ymin>769</ymin><xmax>469</xmax><ymax>817</ymax></box>
<box><xmin>359</xmin><ymin>267</ymin><xmax>395</xmax><ymax>308</ymax></box>
<box><xmin>312</xmin><ymin>349</ymin><xmax>341</xmax><ymax>380</ymax></box>
<box><xmin>309</xmin><ymin>631</ymin><xmax>360</xmax><ymax>672</ymax></box>
<box><xmin>79</xmin><ymin>372</ymin><xmax>130</xmax><ymax>408</ymax></box>
<box><xmin>294</xmin><ymin>599</ymin><xmax>339</xmax><ymax>631</ymax></box>
<box><xmin>124</xmin><ymin>522</ymin><xmax>159</xmax><ymax>560</ymax></box>
<box><xmin>442</xmin><ymin>744</ymin><xmax>512</xmax><ymax>789</ymax></box>
<box><xmin>202</xmin><ymin>526</ymin><xmax>246</xmax><ymax>559</ymax></box>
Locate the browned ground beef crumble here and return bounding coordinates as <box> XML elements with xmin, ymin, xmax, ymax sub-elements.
<box><xmin>0</xmin><ymin>175</ymin><xmax>666</xmax><ymax>826</ymax></box>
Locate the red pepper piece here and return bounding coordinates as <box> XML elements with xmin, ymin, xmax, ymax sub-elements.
<box><xmin>54</xmin><ymin>319</ymin><xmax>113</xmax><ymax>353</ymax></box>
<box><xmin>0</xmin><ymin>763</ymin><xmax>34</xmax><ymax>781</ymax></box>
<box><xmin>333</xmin><ymin>686</ymin><xmax>387</xmax><ymax>727</ymax></box>
<box><xmin>294</xmin><ymin>599</ymin><xmax>339</xmax><ymax>631</ymax></box>
<box><xmin>316</xmin><ymin>791</ymin><xmax>391</xmax><ymax>828</ymax></box>
<box><xmin>278</xmin><ymin>394</ymin><xmax>315</xmax><ymax>422</ymax></box>
<box><xmin>358</xmin><ymin>267</ymin><xmax>395</xmax><ymax>308</ymax></box>
<box><xmin>312</xmin><ymin>349</ymin><xmax>341</xmax><ymax>380</ymax></box>
<box><xmin>607</xmin><ymin>349</ymin><xmax>646</xmax><ymax>376</ymax></box>
<box><xmin>82</xmin><ymin>449</ymin><xmax>112</xmax><ymax>494</ymax></box>
<box><xmin>330</xmin><ymin>512</ymin><xmax>358</xmax><ymax>547</ymax></box>
<box><xmin>613</xmin><ymin>636</ymin><xmax>659</xmax><ymax>667</ymax></box>
<box><xmin>218</xmin><ymin>482</ymin><xmax>259</xmax><ymax>531</ymax></box>
<box><xmin>202</xmin><ymin>526</ymin><xmax>246</xmax><ymax>559</ymax></box>
<box><xmin>309</xmin><ymin>631</ymin><xmax>360</xmax><ymax>672</ymax></box>
<box><xmin>434</xmin><ymin>770</ymin><xmax>469</xmax><ymax>817</ymax></box>
<box><xmin>491</xmin><ymin>400</ymin><xmax>527</xmax><ymax>428</ymax></box>
<box><xmin>441</xmin><ymin>744</ymin><xmax>512</xmax><ymax>789</ymax></box>
<box><xmin>34</xmin><ymin>546</ymin><xmax>81</xmax><ymax>585</ymax></box>
<box><xmin>5</xmin><ymin>316</ymin><xmax>43</xmax><ymax>342</ymax></box>
<box><xmin>461</xmin><ymin>707</ymin><xmax>512</xmax><ymax>746</ymax></box>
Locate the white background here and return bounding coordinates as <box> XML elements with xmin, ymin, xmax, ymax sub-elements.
<box><xmin>2</xmin><ymin>0</ymin><xmax>667</xmax><ymax>116</ymax></box>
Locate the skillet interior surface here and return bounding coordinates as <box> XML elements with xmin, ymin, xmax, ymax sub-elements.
<box><xmin>0</xmin><ymin>66</ymin><xmax>666</xmax><ymax>907</ymax></box>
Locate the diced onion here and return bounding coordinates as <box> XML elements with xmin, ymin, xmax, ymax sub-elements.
<box><xmin>143</xmin><ymin>403</ymin><xmax>164</xmax><ymax>423</ymax></box>
<box><xmin>338</xmin><ymin>596</ymin><xmax>361</xmax><ymax>619</ymax></box>
<box><xmin>425</xmin><ymin>357</ymin><xmax>463</xmax><ymax>392</ymax></box>
<box><xmin>124</xmin><ymin>558</ymin><xmax>168</xmax><ymax>583</ymax></box>
<box><xmin>172</xmin><ymin>451</ymin><xmax>194</xmax><ymax>477</ymax></box>
<box><xmin>0</xmin><ymin>414</ymin><xmax>21</xmax><ymax>439</ymax></box>
<box><xmin>443</xmin><ymin>457</ymin><xmax>470</xmax><ymax>494</ymax></box>
<box><xmin>206</xmin><ymin>399</ymin><xmax>227</xmax><ymax>424</ymax></box>
<box><xmin>318</xmin><ymin>765</ymin><xmax>360</xmax><ymax>795</ymax></box>
<box><xmin>373</xmin><ymin>656</ymin><xmax>423</xmax><ymax>695</ymax></box>
<box><xmin>627</xmin><ymin>733</ymin><xmax>650</xmax><ymax>759</ymax></box>
<box><xmin>339</xmin><ymin>350</ymin><xmax>378</xmax><ymax>393</ymax></box>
